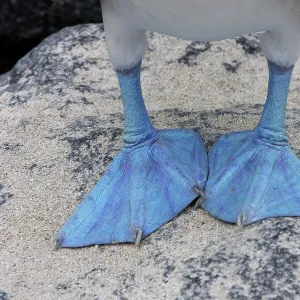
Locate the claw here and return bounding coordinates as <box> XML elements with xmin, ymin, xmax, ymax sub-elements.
<box><xmin>134</xmin><ymin>228</ymin><xmax>143</xmax><ymax>246</ymax></box>
<box><xmin>193</xmin><ymin>185</ymin><xmax>204</xmax><ymax>197</ymax></box>
<box><xmin>193</xmin><ymin>185</ymin><xmax>205</xmax><ymax>210</ymax></box>
<box><xmin>53</xmin><ymin>235</ymin><xmax>62</xmax><ymax>250</ymax></box>
<box><xmin>194</xmin><ymin>199</ymin><xmax>202</xmax><ymax>210</ymax></box>
<box><xmin>237</xmin><ymin>213</ymin><xmax>247</xmax><ymax>228</ymax></box>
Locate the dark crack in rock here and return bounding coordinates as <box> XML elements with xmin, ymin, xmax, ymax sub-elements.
<box><xmin>223</xmin><ymin>60</ymin><xmax>242</xmax><ymax>73</ymax></box>
<box><xmin>0</xmin><ymin>184</ymin><xmax>13</xmax><ymax>205</ymax></box>
<box><xmin>235</xmin><ymin>34</ymin><xmax>262</xmax><ymax>55</ymax></box>
<box><xmin>178</xmin><ymin>41</ymin><xmax>211</xmax><ymax>66</ymax></box>
<box><xmin>163</xmin><ymin>258</ymin><xmax>176</xmax><ymax>282</ymax></box>
<box><xmin>0</xmin><ymin>143</ymin><xmax>22</xmax><ymax>151</ymax></box>
<box><xmin>113</xmin><ymin>273</ymin><xmax>136</xmax><ymax>300</ymax></box>
<box><xmin>0</xmin><ymin>290</ymin><xmax>9</xmax><ymax>300</ymax></box>
<box><xmin>56</xmin><ymin>282</ymin><xmax>71</xmax><ymax>290</ymax></box>
<box><xmin>51</xmin><ymin>115</ymin><xmax>124</xmax><ymax>193</ymax></box>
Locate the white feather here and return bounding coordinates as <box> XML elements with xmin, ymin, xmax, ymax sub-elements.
<box><xmin>101</xmin><ymin>0</ymin><xmax>300</xmax><ymax>69</ymax></box>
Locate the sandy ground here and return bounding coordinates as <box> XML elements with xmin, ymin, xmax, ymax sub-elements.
<box><xmin>1</xmin><ymin>24</ymin><xmax>300</xmax><ymax>299</ymax></box>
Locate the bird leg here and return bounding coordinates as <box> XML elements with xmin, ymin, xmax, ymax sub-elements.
<box><xmin>203</xmin><ymin>60</ymin><xmax>300</xmax><ymax>226</ymax></box>
<box><xmin>56</xmin><ymin>61</ymin><xmax>208</xmax><ymax>247</ymax></box>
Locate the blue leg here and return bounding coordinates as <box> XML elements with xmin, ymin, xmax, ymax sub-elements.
<box><xmin>56</xmin><ymin>62</ymin><xmax>208</xmax><ymax>247</ymax></box>
<box><xmin>203</xmin><ymin>61</ymin><xmax>300</xmax><ymax>226</ymax></box>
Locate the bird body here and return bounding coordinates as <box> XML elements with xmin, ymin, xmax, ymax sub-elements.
<box><xmin>102</xmin><ymin>0</ymin><xmax>300</xmax><ymax>69</ymax></box>
<box><xmin>104</xmin><ymin>0</ymin><xmax>278</xmax><ymax>40</ymax></box>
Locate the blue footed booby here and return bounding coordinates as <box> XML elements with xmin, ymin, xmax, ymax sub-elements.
<box><xmin>56</xmin><ymin>0</ymin><xmax>300</xmax><ymax>247</ymax></box>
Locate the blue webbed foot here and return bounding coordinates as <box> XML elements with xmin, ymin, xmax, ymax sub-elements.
<box><xmin>203</xmin><ymin>128</ymin><xmax>300</xmax><ymax>226</ymax></box>
<box><xmin>203</xmin><ymin>61</ymin><xmax>300</xmax><ymax>226</ymax></box>
<box><xmin>56</xmin><ymin>128</ymin><xmax>208</xmax><ymax>247</ymax></box>
<box><xmin>57</xmin><ymin>61</ymin><xmax>208</xmax><ymax>247</ymax></box>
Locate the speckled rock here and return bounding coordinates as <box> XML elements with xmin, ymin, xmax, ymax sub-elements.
<box><xmin>1</xmin><ymin>24</ymin><xmax>300</xmax><ymax>300</ymax></box>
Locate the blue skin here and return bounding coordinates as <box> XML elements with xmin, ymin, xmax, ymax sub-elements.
<box><xmin>56</xmin><ymin>62</ymin><xmax>208</xmax><ymax>247</ymax></box>
<box><xmin>203</xmin><ymin>61</ymin><xmax>300</xmax><ymax>226</ymax></box>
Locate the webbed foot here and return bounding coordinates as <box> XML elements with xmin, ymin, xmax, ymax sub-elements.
<box><xmin>203</xmin><ymin>128</ymin><xmax>300</xmax><ymax>225</ymax></box>
<box><xmin>56</xmin><ymin>129</ymin><xmax>207</xmax><ymax>247</ymax></box>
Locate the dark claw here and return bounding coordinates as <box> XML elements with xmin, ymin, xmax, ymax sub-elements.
<box><xmin>193</xmin><ymin>185</ymin><xmax>204</xmax><ymax>197</ymax></box>
<box><xmin>193</xmin><ymin>185</ymin><xmax>205</xmax><ymax>209</ymax></box>
<box><xmin>53</xmin><ymin>235</ymin><xmax>63</xmax><ymax>250</ymax></box>
<box><xmin>194</xmin><ymin>198</ymin><xmax>202</xmax><ymax>210</ymax></box>
<box><xmin>237</xmin><ymin>213</ymin><xmax>247</xmax><ymax>228</ymax></box>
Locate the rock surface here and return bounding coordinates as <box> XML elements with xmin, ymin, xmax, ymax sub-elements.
<box><xmin>1</xmin><ymin>24</ymin><xmax>300</xmax><ymax>299</ymax></box>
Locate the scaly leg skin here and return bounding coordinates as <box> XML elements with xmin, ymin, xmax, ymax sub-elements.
<box><xmin>203</xmin><ymin>61</ymin><xmax>300</xmax><ymax>226</ymax></box>
<box><xmin>56</xmin><ymin>62</ymin><xmax>208</xmax><ymax>248</ymax></box>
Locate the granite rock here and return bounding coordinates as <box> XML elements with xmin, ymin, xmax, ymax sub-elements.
<box><xmin>1</xmin><ymin>24</ymin><xmax>300</xmax><ymax>300</ymax></box>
